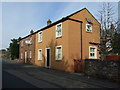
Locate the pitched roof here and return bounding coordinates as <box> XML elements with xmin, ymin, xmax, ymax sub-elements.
<box><xmin>20</xmin><ymin>8</ymin><xmax>100</xmax><ymax>40</ymax></box>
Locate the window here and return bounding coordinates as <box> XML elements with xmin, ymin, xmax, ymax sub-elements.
<box><xmin>21</xmin><ymin>53</ymin><xmax>23</xmax><ymax>59</ymax></box>
<box><xmin>30</xmin><ymin>37</ymin><xmax>32</xmax><ymax>44</ymax></box>
<box><xmin>38</xmin><ymin>31</ymin><xmax>42</xmax><ymax>42</ymax></box>
<box><xmin>38</xmin><ymin>49</ymin><xmax>42</xmax><ymax>60</ymax></box>
<box><xmin>25</xmin><ymin>40</ymin><xmax>31</xmax><ymax>44</ymax></box>
<box><xmin>86</xmin><ymin>24</ymin><xmax>92</xmax><ymax>32</ymax></box>
<box><xmin>56</xmin><ymin>46</ymin><xmax>62</xmax><ymax>60</ymax></box>
<box><xmin>56</xmin><ymin>23</ymin><xmax>62</xmax><ymax>38</ymax></box>
<box><xmin>89</xmin><ymin>46</ymin><xmax>97</xmax><ymax>59</ymax></box>
<box><xmin>30</xmin><ymin>51</ymin><xmax>32</xmax><ymax>58</ymax></box>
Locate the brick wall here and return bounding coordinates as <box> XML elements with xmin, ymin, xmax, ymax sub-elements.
<box><xmin>20</xmin><ymin>34</ymin><xmax>36</xmax><ymax>64</ymax></box>
<box><xmin>84</xmin><ymin>59</ymin><xmax>120</xmax><ymax>82</ymax></box>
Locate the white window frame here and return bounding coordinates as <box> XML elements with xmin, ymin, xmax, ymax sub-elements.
<box><xmin>38</xmin><ymin>49</ymin><xmax>42</xmax><ymax>60</ymax></box>
<box><xmin>89</xmin><ymin>46</ymin><xmax>97</xmax><ymax>59</ymax></box>
<box><xmin>38</xmin><ymin>31</ymin><xmax>42</xmax><ymax>42</ymax></box>
<box><xmin>56</xmin><ymin>23</ymin><xmax>62</xmax><ymax>38</ymax></box>
<box><xmin>30</xmin><ymin>37</ymin><xmax>32</xmax><ymax>44</ymax></box>
<box><xmin>56</xmin><ymin>45</ymin><xmax>62</xmax><ymax>60</ymax></box>
<box><xmin>21</xmin><ymin>53</ymin><xmax>23</xmax><ymax>59</ymax></box>
<box><xmin>30</xmin><ymin>50</ymin><xmax>32</xmax><ymax>58</ymax></box>
<box><xmin>86</xmin><ymin>24</ymin><xmax>92</xmax><ymax>32</ymax></box>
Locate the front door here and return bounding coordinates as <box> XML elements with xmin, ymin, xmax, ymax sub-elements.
<box><xmin>25</xmin><ymin>51</ymin><xmax>27</xmax><ymax>63</ymax></box>
<box><xmin>46</xmin><ymin>48</ymin><xmax>50</xmax><ymax>68</ymax></box>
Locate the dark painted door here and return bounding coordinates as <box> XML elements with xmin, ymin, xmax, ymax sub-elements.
<box><xmin>47</xmin><ymin>49</ymin><xmax>50</xmax><ymax>67</ymax></box>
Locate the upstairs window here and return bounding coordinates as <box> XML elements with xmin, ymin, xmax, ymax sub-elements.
<box><xmin>30</xmin><ymin>37</ymin><xmax>32</xmax><ymax>44</ymax></box>
<box><xmin>38</xmin><ymin>31</ymin><xmax>42</xmax><ymax>42</ymax></box>
<box><xmin>56</xmin><ymin>23</ymin><xmax>62</xmax><ymax>38</ymax></box>
<box><xmin>86</xmin><ymin>24</ymin><xmax>92</xmax><ymax>32</ymax></box>
<box><xmin>89</xmin><ymin>46</ymin><xmax>97</xmax><ymax>59</ymax></box>
<box><xmin>56</xmin><ymin>46</ymin><xmax>62</xmax><ymax>60</ymax></box>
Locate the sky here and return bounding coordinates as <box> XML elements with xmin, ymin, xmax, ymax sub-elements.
<box><xmin>118</xmin><ymin>1</ymin><xmax>120</xmax><ymax>32</ymax></box>
<box><xmin>0</xmin><ymin>1</ymin><xmax>119</xmax><ymax>50</ymax></box>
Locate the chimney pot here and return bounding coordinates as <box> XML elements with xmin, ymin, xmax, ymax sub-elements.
<box><xmin>30</xmin><ymin>30</ymin><xmax>34</xmax><ymax>34</ymax></box>
<box><xmin>47</xmin><ymin>19</ymin><xmax>52</xmax><ymax>26</ymax></box>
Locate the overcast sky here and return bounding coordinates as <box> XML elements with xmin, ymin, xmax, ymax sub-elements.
<box><xmin>0</xmin><ymin>1</ymin><xmax>118</xmax><ymax>50</ymax></box>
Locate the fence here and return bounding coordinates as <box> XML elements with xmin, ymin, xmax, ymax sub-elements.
<box><xmin>106</xmin><ymin>55</ymin><xmax>120</xmax><ymax>61</ymax></box>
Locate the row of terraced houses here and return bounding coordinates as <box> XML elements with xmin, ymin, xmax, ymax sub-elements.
<box><xmin>19</xmin><ymin>8</ymin><xmax>100</xmax><ymax>72</ymax></box>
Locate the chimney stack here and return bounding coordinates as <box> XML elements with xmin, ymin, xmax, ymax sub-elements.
<box><xmin>47</xmin><ymin>19</ymin><xmax>52</xmax><ymax>26</ymax></box>
<box><xmin>30</xmin><ymin>29</ymin><xmax>34</xmax><ymax>34</ymax></box>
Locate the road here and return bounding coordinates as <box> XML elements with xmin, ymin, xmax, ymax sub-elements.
<box><xmin>2</xmin><ymin>58</ymin><xmax>119</xmax><ymax>88</ymax></box>
<box><xmin>3</xmin><ymin>71</ymin><xmax>37</xmax><ymax>88</ymax></box>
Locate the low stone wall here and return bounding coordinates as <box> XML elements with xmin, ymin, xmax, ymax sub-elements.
<box><xmin>84</xmin><ymin>59</ymin><xmax>120</xmax><ymax>82</ymax></box>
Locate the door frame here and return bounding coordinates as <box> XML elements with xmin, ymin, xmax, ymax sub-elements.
<box><xmin>25</xmin><ymin>51</ymin><xmax>27</xmax><ymax>63</ymax></box>
<box><xmin>45</xmin><ymin>47</ymin><xmax>51</xmax><ymax>68</ymax></box>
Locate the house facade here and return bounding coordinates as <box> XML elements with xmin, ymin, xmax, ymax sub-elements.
<box><xmin>20</xmin><ymin>8</ymin><xmax>100</xmax><ymax>72</ymax></box>
<box><xmin>0</xmin><ymin>49</ymin><xmax>7</xmax><ymax>57</ymax></box>
<box><xmin>20</xmin><ymin>30</ymin><xmax>36</xmax><ymax>64</ymax></box>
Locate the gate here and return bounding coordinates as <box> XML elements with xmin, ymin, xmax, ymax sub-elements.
<box><xmin>74</xmin><ymin>59</ymin><xmax>84</xmax><ymax>72</ymax></box>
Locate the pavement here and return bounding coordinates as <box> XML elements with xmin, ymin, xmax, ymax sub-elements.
<box><xmin>2</xmin><ymin>58</ymin><xmax>120</xmax><ymax>88</ymax></box>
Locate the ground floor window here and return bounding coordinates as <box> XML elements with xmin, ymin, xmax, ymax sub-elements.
<box><xmin>38</xmin><ymin>49</ymin><xmax>42</xmax><ymax>60</ymax></box>
<box><xmin>89</xmin><ymin>46</ymin><xmax>97</xmax><ymax>59</ymax></box>
<box><xmin>56</xmin><ymin>46</ymin><xmax>62</xmax><ymax>60</ymax></box>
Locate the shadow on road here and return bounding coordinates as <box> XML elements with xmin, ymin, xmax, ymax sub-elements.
<box><xmin>2</xmin><ymin>71</ymin><xmax>37</xmax><ymax>88</ymax></box>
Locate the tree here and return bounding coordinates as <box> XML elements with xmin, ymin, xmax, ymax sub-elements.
<box><xmin>98</xmin><ymin>2</ymin><xmax>118</xmax><ymax>59</ymax></box>
<box><xmin>112</xmin><ymin>21</ymin><xmax>120</xmax><ymax>55</ymax></box>
<box><xmin>112</xmin><ymin>32</ymin><xmax>120</xmax><ymax>55</ymax></box>
<box><xmin>8</xmin><ymin>37</ymin><xmax>21</xmax><ymax>60</ymax></box>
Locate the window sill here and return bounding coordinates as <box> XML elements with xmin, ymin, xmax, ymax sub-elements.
<box><xmin>86</xmin><ymin>31</ymin><xmax>92</xmax><ymax>33</ymax></box>
<box><xmin>38</xmin><ymin>41</ymin><xmax>42</xmax><ymax>43</ymax></box>
<box><xmin>56</xmin><ymin>59</ymin><xmax>62</xmax><ymax>61</ymax></box>
<box><xmin>56</xmin><ymin>36</ymin><xmax>62</xmax><ymax>39</ymax></box>
<box><xmin>89</xmin><ymin>57</ymin><xmax>97</xmax><ymax>59</ymax></box>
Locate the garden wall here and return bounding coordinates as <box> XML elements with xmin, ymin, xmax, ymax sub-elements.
<box><xmin>84</xmin><ymin>59</ymin><xmax>120</xmax><ymax>82</ymax></box>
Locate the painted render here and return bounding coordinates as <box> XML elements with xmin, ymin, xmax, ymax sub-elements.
<box><xmin>19</xmin><ymin>8</ymin><xmax>100</xmax><ymax>72</ymax></box>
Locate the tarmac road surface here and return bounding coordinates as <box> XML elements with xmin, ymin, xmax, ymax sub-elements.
<box><xmin>2</xmin><ymin>58</ymin><xmax>119</xmax><ymax>88</ymax></box>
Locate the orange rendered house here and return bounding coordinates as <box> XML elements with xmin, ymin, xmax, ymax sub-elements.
<box><xmin>20</xmin><ymin>8</ymin><xmax>100</xmax><ymax>72</ymax></box>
